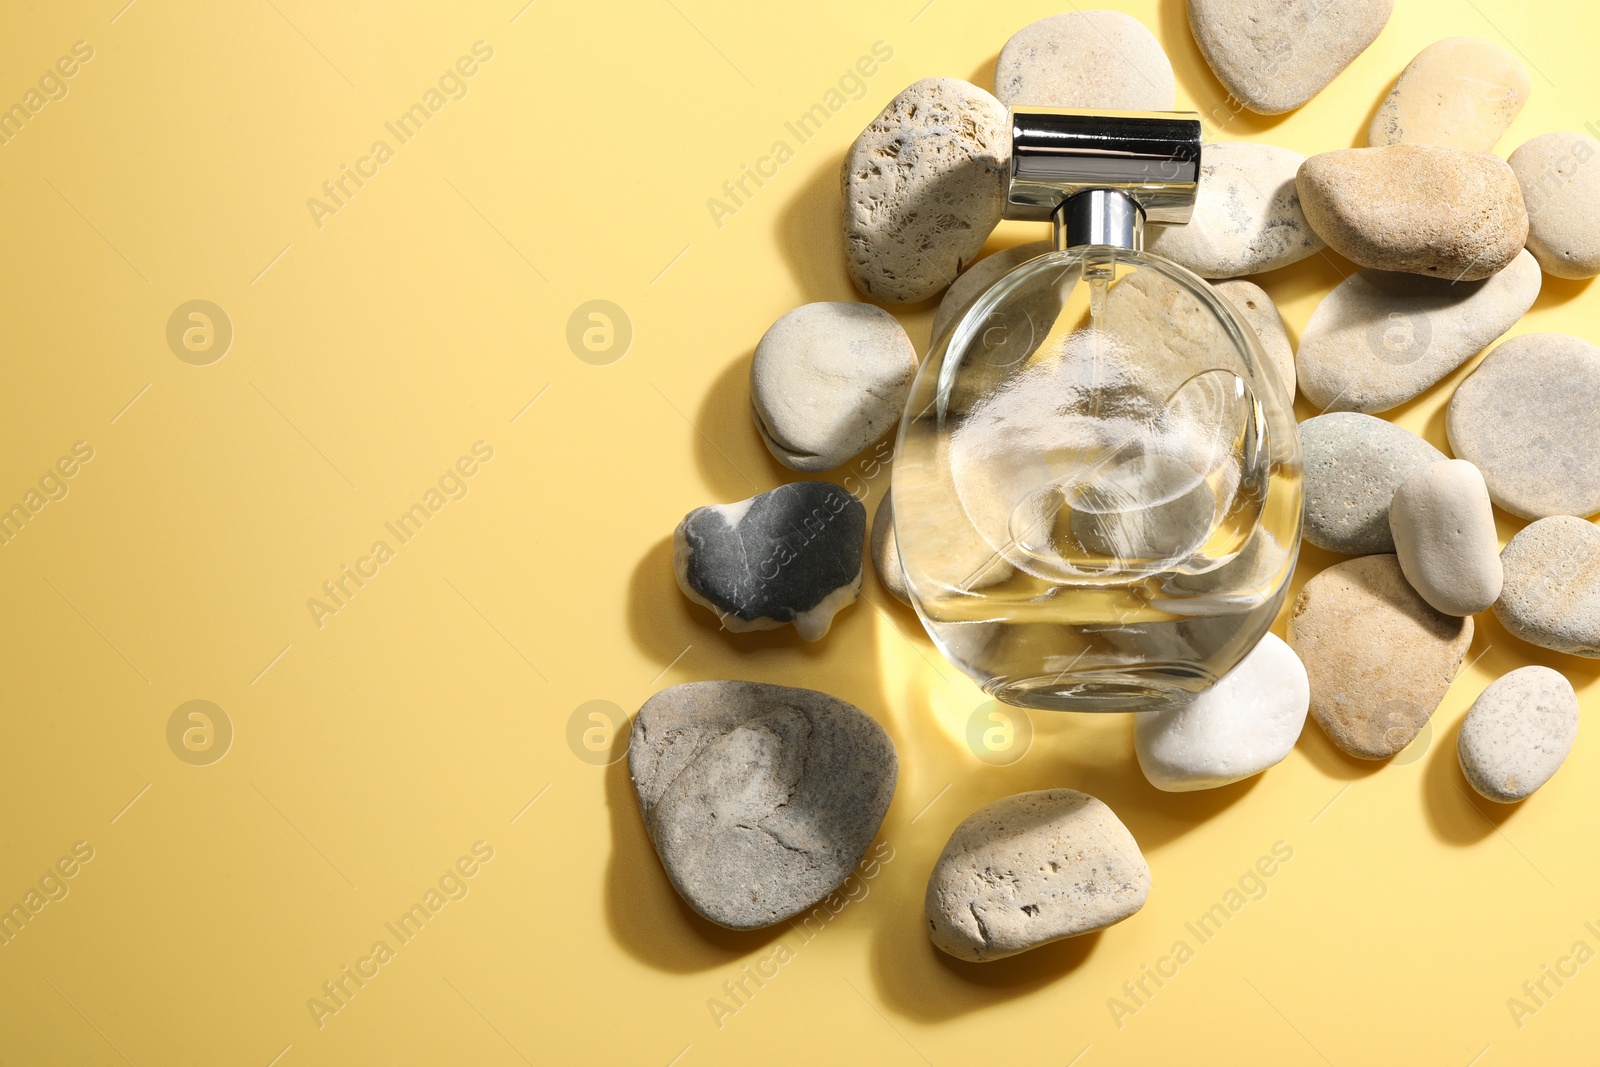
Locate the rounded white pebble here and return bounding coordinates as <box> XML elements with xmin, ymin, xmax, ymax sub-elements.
<box><xmin>1458</xmin><ymin>666</ymin><xmax>1577</xmax><ymax>802</ymax></box>
<box><xmin>1389</xmin><ymin>459</ymin><xmax>1503</xmax><ymax>616</ymax></box>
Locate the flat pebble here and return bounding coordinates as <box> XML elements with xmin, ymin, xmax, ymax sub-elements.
<box><xmin>673</xmin><ymin>481</ymin><xmax>865</xmax><ymax>641</ymax></box>
<box><xmin>750</xmin><ymin>303</ymin><xmax>917</xmax><ymax>472</ymax></box>
<box><xmin>1389</xmin><ymin>459</ymin><xmax>1502</xmax><ymax>616</ymax></box>
<box><xmin>1458</xmin><ymin>666</ymin><xmax>1577</xmax><ymax>802</ymax></box>
<box><xmin>1493</xmin><ymin>516</ymin><xmax>1600</xmax><ymax>657</ymax></box>
<box><xmin>629</xmin><ymin>681</ymin><xmax>897</xmax><ymax>929</ymax></box>
<box><xmin>1289</xmin><ymin>554</ymin><xmax>1474</xmax><ymax>759</ymax></box>
<box><xmin>1370</xmin><ymin>37</ymin><xmax>1530</xmax><ymax>152</ymax></box>
<box><xmin>843</xmin><ymin>78</ymin><xmax>1008</xmax><ymax>304</ymax></box>
<box><xmin>1295</xmin><ymin>250</ymin><xmax>1539</xmax><ymax>413</ymax></box>
<box><xmin>1299</xmin><ymin>412</ymin><xmax>1445</xmax><ymax>555</ymax></box>
<box><xmin>869</xmin><ymin>492</ymin><xmax>909</xmax><ymax>604</ymax></box>
<box><xmin>1135</xmin><ymin>632</ymin><xmax>1310</xmax><ymax>791</ymax></box>
<box><xmin>995</xmin><ymin>11</ymin><xmax>1175</xmax><ymax>112</ymax></box>
<box><xmin>1146</xmin><ymin>143</ymin><xmax>1324</xmax><ymax>278</ymax></box>
<box><xmin>1187</xmin><ymin>0</ymin><xmax>1393</xmax><ymax>114</ymax></box>
<box><xmin>1509</xmin><ymin>131</ymin><xmax>1600</xmax><ymax>279</ymax></box>
<box><xmin>1297</xmin><ymin>145</ymin><xmax>1528</xmax><ymax>280</ymax></box>
<box><xmin>1214</xmin><ymin>279</ymin><xmax>1296</xmax><ymax>402</ymax></box>
<box><xmin>930</xmin><ymin>241</ymin><xmax>1051</xmax><ymax>343</ymax></box>
<box><xmin>1447</xmin><ymin>333</ymin><xmax>1600</xmax><ymax>519</ymax></box>
<box><xmin>925</xmin><ymin>789</ymin><xmax>1149</xmax><ymax>961</ymax></box>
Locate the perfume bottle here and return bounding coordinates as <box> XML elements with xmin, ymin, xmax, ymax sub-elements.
<box><xmin>893</xmin><ymin>108</ymin><xmax>1302</xmax><ymax>712</ymax></box>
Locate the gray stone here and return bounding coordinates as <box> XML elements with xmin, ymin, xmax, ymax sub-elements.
<box><xmin>1186</xmin><ymin>0</ymin><xmax>1393</xmax><ymax>115</ymax></box>
<box><xmin>1493</xmin><ymin>515</ymin><xmax>1600</xmax><ymax>657</ymax></box>
<box><xmin>1146</xmin><ymin>143</ymin><xmax>1324</xmax><ymax>279</ymax></box>
<box><xmin>995</xmin><ymin>11</ymin><xmax>1175</xmax><ymax>112</ymax></box>
<box><xmin>1458</xmin><ymin>666</ymin><xmax>1578</xmax><ymax>802</ymax></box>
<box><xmin>843</xmin><ymin>78</ymin><xmax>1008</xmax><ymax>304</ymax></box>
<box><xmin>1447</xmin><ymin>333</ymin><xmax>1600</xmax><ymax>520</ymax></box>
<box><xmin>869</xmin><ymin>492</ymin><xmax>909</xmax><ymax>604</ymax></box>
<box><xmin>1214</xmin><ymin>279</ymin><xmax>1296</xmax><ymax>402</ymax></box>
<box><xmin>1509</xmin><ymin>131</ymin><xmax>1600</xmax><ymax>279</ymax></box>
<box><xmin>925</xmin><ymin>789</ymin><xmax>1149</xmax><ymax>961</ymax></box>
<box><xmin>1295</xmin><ymin>250</ymin><xmax>1540</xmax><ymax>413</ymax></box>
<box><xmin>1299</xmin><ymin>412</ymin><xmax>1445</xmax><ymax>555</ymax></box>
<box><xmin>1297</xmin><ymin>145</ymin><xmax>1528</xmax><ymax>280</ymax></box>
<box><xmin>630</xmin><ymin>681</ymin><xmax>897</xmax><ymax>929</ymax></box>
<box><xmin>1389</xmin><ymin>460</ymin><xmax>1502</xmax><ymax>616</ymax></box>
<box><xmin>1370</xmin><ymin>37</ymin><xmax>1531</xmax><ymax>153</ymax></box>
<box><xmin>750</xmin><ymin>302</ymin><xmax>917</xmax><ymax>473</ymax></box>
<box><xmin>930</xmin><ymin>241</ymin><xmax>1051</xmax><ymax>344</ymax></box>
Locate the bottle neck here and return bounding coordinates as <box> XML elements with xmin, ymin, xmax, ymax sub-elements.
<box><xmin>1052</xmin><ymin>189</ymin><xmax>1145</xmax><ymax>253</ymax></box>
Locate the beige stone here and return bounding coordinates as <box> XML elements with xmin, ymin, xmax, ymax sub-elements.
<box><xmin>1458</xmin><ymin>666</ymin><xmax>1577</xmax><ymax>802</ymax></box>
<box><xmin>869</xmin><ymin>492</ymin><xmax>909</xmax><ymax>604</ymax></box>
<box><xmin>1493</xmin><ymin>516</ymin><xmax>1600</xmax><ymax>657</ymax></box>
<box><xmin>1370</xmin><ymin>37</ymin><xmax>1530</xmax><ymax>152</ymax></box>
<box><xmin>1214</xmin><ymin>279</ymin><xmax>1295</xmax><ymax>402</ymax></box>
<box><xmin>1509</xmin><ymin>131</ymin><xmax>1600</xmax><ymax>279</ymax></box>
<box><xmin>995</xmin><ymin>11</ymin><xmax>1174</xmax><ymax>112</ymax></box>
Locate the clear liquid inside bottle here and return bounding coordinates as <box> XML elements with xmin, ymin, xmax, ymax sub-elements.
<box><xmin>893</xmin><ymin>246</ymin><xmax>1302</xmax><ymax>711</ymax></box>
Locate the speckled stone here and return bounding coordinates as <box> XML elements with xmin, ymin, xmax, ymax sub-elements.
<box><xmin>1458</xmin><ymin>666</ymin><xmax>1578</xmax><ymax>802</ymax></box>
<box><xmin>925</xmin><ymin>789</ymin><xmax>1150</xmax><ymax>961</ymax></box>
<box><xmin>1289</xmin><ymin>554</ymin><xmax>1474</xmax><ymax>759</ymax></box>
<box><xmin>1297</xmin><ymin>145</ymin><xmax>1528</xmax><ymax>280</ymax></box>
<box><xmin>995</xmin><ymin>11</ymin><xmax>1175</xmax><ymax>112</ymax></box>
<box><xmin>1299</xmin><ymin>412</ymin><xmax>1445</xmax><ymax>555</ymax></box>
<box><xmin>1146</xmin><ymin>143</ymin><xmax>1324</xmax><ymax>279</ymax></box>
<box><xmin>1447</xmin><ymin>333</ymin><xmax>1600</xmax><ymax>520</ymax></box>
<box><xmin>1214</xmin><ymin>279</ymin><xmax>1296</xmax><ymax>402</ymax></box>
<box><xmin>1509</xmin><ymin>131</ymin><xmax>1600</xmax><ymax>279</ymax></box>
<box><xmin>629</xmin><ymin>681</ymin><xmax>897</xmax><ymax>929</ymax></box>
<box><xmin>869</xmin><ymin>492</ymin><xmax>909</xmax><ymax>604</ymax></box>
<box><xmin>1295</xmin><ymin>250</ymin><xmax>1540</xmax><ymax>413</ymax></box>
<box><xmin>930</xmin><ymin>241</ymin><xmax>1052</xmax><ymax>343</ymax></box>
<box><xmin>1370</xmin><ymin>37</ymin><xmax>1530</xmax><ymax>152</ymax></box>
<box><xmin>1389</xmin><ymin>460</ymin><xmax>1502</xmax><ymax>616</ymax></box>
<box><xmin>1493</xmin><ymin>516</ymin><xmax>1600</xmax><ymax>657</ymax></box>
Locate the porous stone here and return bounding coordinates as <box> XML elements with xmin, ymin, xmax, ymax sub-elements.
<box><xmin>750</xmin><ymin>302</ymin><xmax>917</xmax><ymax>473</ymax></box>
<box><xmin>1494</xmin><ymin>516</ymin><xmax>1600</xmax><ymax>657</ymax></box>
<box><xmin>869</xmin><ymin>492</ymin><xmax>909</xmax><ymax>604</ymax></box>
<box><xmin>1509</xmin><ymin>131</ymin><xmax>1600</xmax><ymax>279</ymax></box>
<box><xmin>1299</xmin><ymin>412</ymin><xmax>1445</xmax><ymax>555</ymax></box>
<box><xmin>925</xmin><ymin>789</ymin><xmax>1149</xmax><ymax>961</ymax></box>
<box><xmin>673</xmin><ymin>482</ymin><xmax>866</xmax><ymax>641</ymax></box>
<box><xmin>1135</xmin><ymin>632</ymin><xmax>1310</xmax><ymax>791</ymax></box>
<box><xmin>995</xmin><ymin>11</ymin><xmax>1175</xmax><ymax>112</ymax></box>
<box><xmin>1289</xmin><ymin>554</ymin><xmax>1474</xmax><ymax>759</ymax></box>
<box><xmin>1447</xmin><ymin>333</ymin><xmax>1600</xmax><ymax>520</ymax></box>
<box><xmin>1186</xmin><ymin>0</ymin><xmax>1393</xmax><ymax>115</ymax></box>
<box><xmin>1295</xmin><ymin>250</ymin><xmax>1540</xmax><ymax>413</ymax></box>
<box><xmin>1297</xmin><ymin>145</ymin><xmax>1528</xmax><ymax>280</ymax></box>
<box><xmin>930</xmin><ymin>241</ymin><xmax>1051</xmax><ymax>343</ymax></box>
<box><xmin>1214</xmin><ymin>279</ymin><xmax>1296</xmax><ymax>402</ymax></box>
<box><xmin>629</xmin><ymin>681</ymin><xmax>897</xmax><ymax>929</ymax></box>
<box><xmin>843</xmin><ymin>78</ymin><xmax>1008</xmax><ymax>304</ymax></box>
<box><xmin>1146</xmin><ymin>143</ymin><xmax>1324</xmax><ymax>278</ymax></box>
<box><xmin>1458</xmin><ymin>666</ymin><xmax>1577</xmax><ymax>802</ymax></box>
<box><xmin>1370</xmin><ymin>37</ymin><xmax>1531</xmax><ymax>152</ymax></box>
<box><xmin>1389</xmin><ymin>459</ymin><xmax>1502</xmax><ymax>616</ymax></box>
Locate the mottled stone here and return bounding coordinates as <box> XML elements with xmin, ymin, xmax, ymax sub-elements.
<box><xmin>995</xmin><ymin>11</ymin><xmax>1175</xmax><ymax>112</ymax></box>
<box><xmin>1458</xmin><ymin>666</ymin><xmax>1578</xmax><ymax>802</ymax></box>
<box><xmin>869</xmin><ymin>492</ymin><xmax>909</xmax><ymax>604</ymax></box>
<box><xmin>1389</xmin><ymin>460</ymin><xmax>1502</xmax><ymax>616</ymax></box>
<box><xmin>1370</xmin><ymin>37</ymin><xmax>1531</xmax><ymax>152</ymax></box>
<box><xmin>1299</xmin><ymin>412</ymin><xmax>1445</xmax><ymax>555</ymax></box>
<box><xmin>930</xmin><ymin>241</ymin><xmax>1052</xmax><ymax>343</ymax></box>
<box><xmin>1493</xmin><ymin>516</ymin><xmax>1600</xmax><ymax>657</ymax></box>
<box><xmin>1509</xmin><ymin>131</ymin><xmax>1600</xmax><ymax>279</ymax></box>
<box><xmin>630</xmin><ymin>681</ymin><xmax>897</xmax><ymax>929</ymax></box>
<box><xmin>1214</xmin><ymin>279</ymin><xmax>1296</xmax><ymax>402</ymax></box>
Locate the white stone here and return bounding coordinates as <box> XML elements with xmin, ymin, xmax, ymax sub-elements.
<box><xmin>1458</xmin><ymin>666</ymin><xmax>1578</xmax><ymax>802</ymax></box>
<box><xmin>1509</xmin><ymin>131</ymin><xmax>1600</xmax><ymax>279</ymax></box>
<box><xmin>1214</xmin><ymin>279</ymin><xmax>1296</xmax><ymax>402</ymax></box>
<box><xmin>1370</xmin><ymin>37</ymin><xmax>1531</xmax><ymax>152</ymax></box>
<box><xmin>995</xmin><ymin>11</ymin><xmax>1175</xmax><ymax>112</ymax></box>
<box><xmin>1389</xmin><ymin>460</ymin><xmax>1502</xmax><ymax>616</ymax></box>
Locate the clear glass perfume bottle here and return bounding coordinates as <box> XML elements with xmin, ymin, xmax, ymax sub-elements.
<box><xmin>893</xmin><ymin>108</ymin><xmax>1302</xmax><ymax>712</ymax></box>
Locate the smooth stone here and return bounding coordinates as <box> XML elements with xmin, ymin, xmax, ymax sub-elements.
<box><xmin>1186</xmin><ymin>0</ymin><xmax>1393</xmax><ymax>115</ymax></box>
<box><xmin>629</xmin><ymin>681</ymin><xmax>897</xmax><ymax>929</ymax></box>
<box><xmin>750</xmin><ymin>302</ymin><xmax>917</xmax><ymax>473</ymax></box>
<box><xmin>925</xmin><ymin>789</ymin><xmax>1149</xmax><ymax>961</ymax></box>
<box><xmin>1389</xmin><ymin>460</ymin><xmax>1502</xmax><ymax>616</ymax></box>
<box><xmin>1146</xmin><ymin>143</ymin><xmax>1324</xmax><ymax>279</ymax></box>
<box><xmin>930</xmin><ymin>241</ymin><xmax>1052</xmax><ymax>343</ymax></box>
<box><xmin>1447</xmin><ymin>333</ymin><xmax>1600</xmax><ymax>519</ymax></box>
<box><xmin>843</xmin><ymin>78</ymin><xmax>1008</xmax><ymax>304</ymax></box>
<box><xmin>1135</xmin><ymin>632</ymin><xmax>1310</xmax><ymax>791</ymax></box>
<box><xmin>1295</xmin><ymin>250</ymin><xmax>1540</xmax><ymax>413</ymax></box>
<box><xmin>1510</xmin><ymin>132</ymin><xmax>1600</xmax><ymax>279</ymax></box>
<box><xmin>673</xmin><ymin>482</ymin><xmax>866</xmax><ymax>641</ymax></box>
<box><xmin>995</xmin><ymin>11</ymin><xmax>1175</xmax><ymax>112</ymax></box>
<box><xmin>1458</xmin><ymin>666</ymin><xmax>1578</xmax><ymax>802</ymax></box>
<box><xmin>1494</xmin><ymin>516</ymin><xmax>1600</xmax><ymax>657</ymax></box>
<box><xmin>869</xmin><ymin>492</ymin><xmax>909</xmax><ymax>604</ymax></box>
<box><xmin>1214</xmin><ymin>279</ymin><xmax>1296</xmax><ymax>402</ymax></box>
<box><xmin>1297</xmin><ymin>145</ymin><xmax>1528</xmax><ymax>280</ymax></box>
<box><xmin>1370</xmin><ymin>37</ymin><xmax>1531</xmax><ymax>152</ymax></box>
<box><xmin>1299</xmin><ymin>412</ymin><xmax>1445</xmax><ymax>555</ymax></box>
<box><xmin>1289</xmin><ymin>554</ymin><xmax>1474</xmax><ymax>759</ymax></box>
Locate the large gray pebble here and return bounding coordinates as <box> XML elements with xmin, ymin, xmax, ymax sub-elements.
<box><xmin>1296</xmin><ymin>250</ymin><xmax>1539</xmax><ymax>413</ymax></box>
<box><xmin>1447</xmin><ymin>333</ymin><xmax>1600</xmax><ymax>519</ymax></box>
<box><xmin>1458</xmin><ymin>666</ymin><xmax>1578</xmax><ymax>802</ymax></box>
<box><xmin>1389</xmin><ymin>459</ymin><xmax>1502</xmax><ymax>616</ymax></box>
<box><xmin>629</xmin><ymin>681</ymin><xmax>897</xmax><ymax>929</ymax></box>
<box><xmin>925</xmin><ymin>789</ymin><xmax>1149</xmax><ymax>961</ymax></box>
<box><xmin>1300</xmin><ymin>412</ymin><xmax>1445</xmax><ymax>554</ymax></box>
<box><xmin>843</xmin><ymin>78</ymin><xmax>1008</xmax><ymax>304</ymax></box>
<box><xmin>1214</xmin><ymin>279</ymin><xmax>1296</xmax><ymax>402</ymax></box>
<box><xmin>995</xmin><ymin>11</ymin><xmax>1175</xmax><ymax>112</ymax></box>
<box><xmin>1494</xmin><ymin>516</ymin><xmax>1600</xmax><ymax>657</ymax></box>
<box><xmin>1510</xmin><ymin>132</ymin><xmax>1600</xmax><ymax>279</ymax></box>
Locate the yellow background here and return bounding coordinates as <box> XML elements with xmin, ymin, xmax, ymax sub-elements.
<box><xmin>1</xmin><ymin>0</ymin><xmax>1597</xmax><ymax>1063</ymax></box>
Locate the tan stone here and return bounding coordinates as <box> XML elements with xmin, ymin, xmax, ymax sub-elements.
<box><xmin>1370</xmin><ymin>37</ymin><xmax>1530</xmax><ymax>152</ymax></box>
